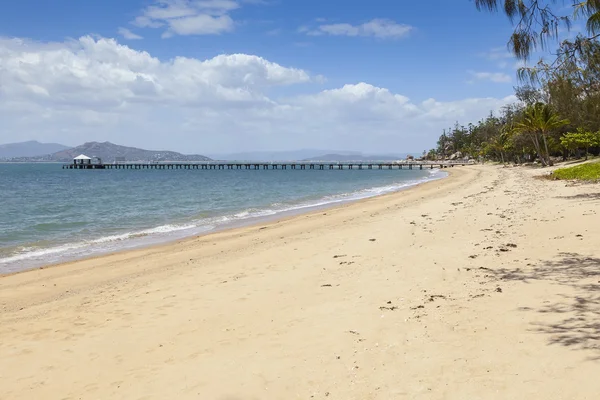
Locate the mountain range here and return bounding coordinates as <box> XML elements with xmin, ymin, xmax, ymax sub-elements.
<box><xmin>209</xmin><ymin>150</ymin><xmax>412</xmax><ymax>161</ymax></box>
<box><xmin>301</xmin><ymin>153</ymin><xmax>409</xmax><ymax>162</ymax></box>
<box><xmin>1</xmin><ymin>141</ymin><xmax>415</xmax><ymax>162</ymax></box>
<box><xmin>1</xmin><ymin>141</ymin><xmax>212</xmax><ymax>162</ymax></box>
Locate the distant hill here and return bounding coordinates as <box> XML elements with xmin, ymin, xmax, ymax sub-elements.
<box><xmin>7</xmin><ymin>142</ymin><xmax>212</xmax><ymax>163</ymax></box>
<box><xmin>0</xmin><ymin>140</ymin><xmax>71</xmax><ymax>159</ymax></box>
<box><xmin>209</xmin><ymin>149</ymin><xmax>415</xmax><ymax>161</ymax></box>
<box><xmin>209</xmin><ymin>149</ymin><xmax>363</xmax><ymax>161</ymax></box>
<box><xmin>302</xmin><ymin>153</ymin><xmax>409</xmax><ymax>162</ymax></box>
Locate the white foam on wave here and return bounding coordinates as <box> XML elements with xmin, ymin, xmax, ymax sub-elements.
<box><xmin>217</xmin><ymin>168</ymin><xmax>447</xmax><ymax>221</ymax></box>
<box><xmin>0</xmin><ymin>169</ymin><xmax>447</xmax><ymax>271</ymax></box>
<box><xmin>0</xmin><ymin>222</ymin><xmax>209</xmax><ymax>269</ymax></box>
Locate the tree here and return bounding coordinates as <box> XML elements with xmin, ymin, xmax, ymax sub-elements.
<box><xmin>436</xmin><ymin>130</ymin><xmax>449</xmax><ymax>159</ymax></box>
<box><xmin>515</xmin><ymin>85</ymin><xmax>545</xmax><ymax>105</ymax></box>
<box><xmin>514</xmin><ymin>102</ymin><xmax>569</xmax><ymax>166</ymax></box>
<box><xmin>475</xmin><ymin>1</ymin><xmax>600</xmax><ymax>81</ymax></box>
<box><xmin>426</xmin><ymin>149</ymin><xmax>438</xmax><ymax>161</ymax></box>
<box><xmin>560</xmin><ymin>130</ymin><xmax>581</xmax><ymax>156</ymax></box>
<box><xmin>561</xmin><ymin>127</ymin><xmax>600</xmax><ymax>158</ymax></box>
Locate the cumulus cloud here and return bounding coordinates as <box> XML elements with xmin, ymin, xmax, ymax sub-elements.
<box><xmin>132</xmin><ymin>0</ymin><xmax>245</xmax><ymax>37</ymax></box>
<box><xmin>0</xmin><ymin>36</ymin><xmax>516</xmax><ymax>153</ymax></box>
<box><xmin>301</xmin><ymin>19</ymin><xmax>413</xmax><ymax>39</ymax></box>
<box><xmin>468</xmin><ymin>70</ymin><xmax>512</xmax><ymax>83</ymax></box>
<box><xmin>0</xmin><ymin>36</ymin><xmax>310</xmax><ymax>108</ymax></box>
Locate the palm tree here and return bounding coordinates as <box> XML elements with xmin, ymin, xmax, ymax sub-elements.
<box><xmin>494</xmin><ymin>131</ymin><xmax>511</xmax><ymax>165</ymax></box>
<box><xmin>514</xmin><ymin>103</ymin><xmax>569</xmax><ymax>166</ymax></box>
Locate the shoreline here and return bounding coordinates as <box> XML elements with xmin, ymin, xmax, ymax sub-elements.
<box><xmin>1</xmin><ymin>168</ymin><xmax>447</xmax><ymax>275</ymax></box>
<box><xmin>2</xmin><ymin>164</ymin><xmax>599</xmax><ymax>399</ymax></box>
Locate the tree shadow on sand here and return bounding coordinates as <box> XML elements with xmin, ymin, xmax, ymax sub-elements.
<box><xmin>555</xmin><ymin>193</ymin><xmax>600</xmax><ymax>201</ymax></box>
<box><xmin>491</xmin><ymin>253</ymin><xmax>600</xmax><ymax>359</ymax></box>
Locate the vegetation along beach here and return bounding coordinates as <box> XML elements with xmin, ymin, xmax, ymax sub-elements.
<box><xmin>1</xmin><ymin>0</ymin><xmax>600</xmax><ymax>399</ymax></box>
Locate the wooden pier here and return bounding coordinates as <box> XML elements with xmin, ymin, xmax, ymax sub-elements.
<box><xmin>63</xmin><ymin>162</ymin><xmax>467</xmax><ymax>170</ymax></box>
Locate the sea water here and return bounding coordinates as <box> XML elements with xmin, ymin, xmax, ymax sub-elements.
<box><xmin>0</xmin><ymin>163</ymin><xmax>446</xmax><ymax>273</ymax></box>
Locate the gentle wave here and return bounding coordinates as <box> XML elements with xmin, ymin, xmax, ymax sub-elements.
<box><xmin>0</xmin><ymin>169</ymin><xmax>446</xmax><ymax>271</ymax></box>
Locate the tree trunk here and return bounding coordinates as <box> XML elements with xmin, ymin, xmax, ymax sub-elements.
<box><xmin>541</xmin><ymin>133</ymin><xmax>553</xmax><ymax>166</ymax></box>
<box><xmin>500</xmin><ymin>151</ymin><xmax>505</xmax><ymax>165</ymax></box>
<box><xmin>530</xmin><ymin>134</ymin><xmax>546</xmax><ymax>166</ymax></box>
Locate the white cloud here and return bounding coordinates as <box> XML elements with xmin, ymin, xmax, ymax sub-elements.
<box><xmin>0</xmin><ymin>36</ymin><xmax>516</xmax><ymax>154</ymax></box>
<box><xmin>483</xmin><ymin>47</ymin><xmax>514</xmax><ymax>61</ymax></box>
<box><xmin>303</xmin><ymin>19</ymin><xmax>413</xmax><ymax>39</ymax></box>
<box><xmin>132</xmin><ymin>0</ymin><xmax>244</xmax><ymax>36</ymax></box>
<box><xmin>481</xmin><ymin>47</ymin><xmax>515</xmax><ymax>69</ymax></box>
<box><xmin>118</xmin><ymin>27</ymin><xmax>143</xmax><ymax>40</ymax></box>
<box><xmin>468</xmin><ymin>70</ymin><xmax>512</xmax><ymax>83</ymax></box>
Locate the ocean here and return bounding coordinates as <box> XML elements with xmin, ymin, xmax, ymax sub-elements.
<box><xmin>0</xmin><ymin>163</ymin><xmax>446</xmax><ymax>273</ymax></box>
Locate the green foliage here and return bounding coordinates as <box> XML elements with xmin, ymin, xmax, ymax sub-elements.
<box><xmin>552</xmin><ymin>160</ymin><xmax>600</xmax><ymax>180</ymax></box>
<box><xmin>428</xmin><ymin>31</ymin><xmax>600</xmax><ymax>166</ymax></box>
<box><xmin>561</xmin><ymin>128</ymin><xmax>600</xmax><ymax>159</ymax></box>
<box><xmin>475</xmin><ymin>1</ymin><xmax>600</xmax><ymax>82</ymax></box>
<box><xmin>514</xmin><ymin>102</ymin><xmax>569</xmax><ymax>165</ymax></box>
<box><xmin>426</xmin><ymin>149</ymin><xmax>438</xmax><ymax>161</ymax></box>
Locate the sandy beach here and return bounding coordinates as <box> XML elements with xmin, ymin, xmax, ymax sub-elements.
<box><xmin>1</xmin><ymin>164</ymin><xmax>599</xmax><ymax>399</ymax></box>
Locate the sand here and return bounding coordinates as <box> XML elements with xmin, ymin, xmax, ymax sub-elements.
<box><xmin>1</xmin><ymin>164</ymin><xmax>599</xmax><ymax>399</ymax></box>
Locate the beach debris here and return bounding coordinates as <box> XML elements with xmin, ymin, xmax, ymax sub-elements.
<box><xmin>410</xmin><ymin>305</ymin><xmax>425</xmax><ymax>310</ymax></box>
<box><xmin>498</xmin><ymin>248</ymin><xmax>510</xmax><ymax>252</ymax></box>
<box><xmin>321</xmin><ymin>284</ymin><xmax>332</xmax><ymax>287</ymax></box>
<box><xmin>379</xmin><ymin>306</ymin><xmax>398</xmax><ymax>311</ymax></box>
<box><xmin>506</xmin><ymin>243</ymin><xmax>518</xmax><ymax>248</ymax></box>
<box><xmin>369</xmin><ymin>238</ymin><xmax>377</xmax><ymax>242</ymax></box>
<box><xmin>427</xmin><ymin>295</ymin><xmax>446</xmax><ymax>302</ymax></box>
<box><xmin>576</xmin><ymin>234</ymin><xmax>583</xmax><ymax>237</ymax></box>
<box><xmin>348</xmin><ymin>330</ymin><xmax>360</xmax><ymax>335</ymax></box>
<box><xmin>469</xmin><ymin>255</ymin><xmax>478</xmax><ymax>259</ymax></box>
<box><xmin>333</xmin><ymin>254</ymin><xmax>347</xmax><ymax>258</ymax></box>
<box><xmin>495</xmin><ymin>287</ymin><xmax>503</xmax><ymax>293</ymax></box>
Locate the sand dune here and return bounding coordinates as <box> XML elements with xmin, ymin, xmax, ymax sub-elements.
<box><xmin>1</xmin><ymin>165</ymin><xmax>599</xmax><ymax>399</ymax></box>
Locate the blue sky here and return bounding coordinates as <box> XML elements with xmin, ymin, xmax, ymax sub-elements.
<box><xmin>0</xmin><ymin>0</ymin><xmax>568</xmax><ymax>153</ymax></box>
